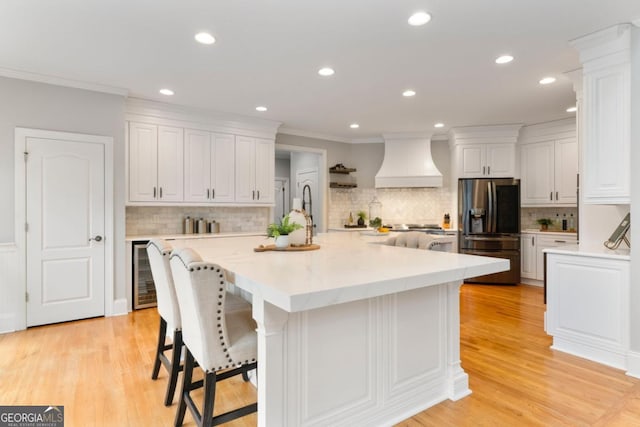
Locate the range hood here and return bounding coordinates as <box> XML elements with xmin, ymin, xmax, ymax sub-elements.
<box><xmin>375</xmin><ymin>133</ymin><xmax>443</xmax><ymax>188</ymax></box>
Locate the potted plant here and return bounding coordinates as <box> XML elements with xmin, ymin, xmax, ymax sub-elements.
<box><xmin>536</xmin><ymin>218</ymin><xmax>553</xmax><ymax>231</ymax></box>
<box><xmin>356</xmin><ymin>210</ymin><xmax>367</xmax><ymax>227</ymax></box>
<box><xmin>267</xmin><ymin>214</ymin><xmax>304</xmax><ymax>248</ymax></box>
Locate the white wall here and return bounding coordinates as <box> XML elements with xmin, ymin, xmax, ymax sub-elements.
<box><xmin>0</xmin><ymin>76</ymin><xmax>126</xmax><ymax>332</ymax></box>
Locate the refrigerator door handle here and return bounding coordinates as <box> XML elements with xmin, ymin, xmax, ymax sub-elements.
<box><xmin>488</xmin><ymin>181</ymin><xmax>492</xmax><ymax>233</ymax></box>
<box><xmin>493</xmin><ymin>182</ymin><xmax>498</xmax><ymax>233</ymax></box>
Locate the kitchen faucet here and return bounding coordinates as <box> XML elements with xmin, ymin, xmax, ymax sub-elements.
<box><xmin>302</xmin><ymin>184</ymin><xmax>314</xmax><ymax>235</ymax></box>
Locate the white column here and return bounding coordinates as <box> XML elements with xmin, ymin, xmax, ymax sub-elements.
<box><xmin>253</xmin><ymin>296</ymin><xmax>289</xmax><ymax>427</ymax></box>
<box><xmin>445</xmin><ymin>281</ymin><xmax>471</xmax><ymax>400</ymax></box>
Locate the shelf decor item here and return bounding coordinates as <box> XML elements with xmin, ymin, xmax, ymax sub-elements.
<box><xmin>267</xmin><ymin>214</ymin><xmax>303</xmax><ymax>248</ymax></box>
<box><xmin>356</xmin><ymin>211</ymin><xmax>367</xmax><ymax>227</ymax></box>
<box><xmin>536</xmin><ymin>218</ymin><xmax>553</xmax><ymax>231</ymax></box>
<box><xmin>368</xmin><ymin>196</ymin><xmax>382</xmax><ymax>228</ymax></box>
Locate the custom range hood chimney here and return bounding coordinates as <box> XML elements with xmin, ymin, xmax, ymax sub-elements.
<box><xmin>375</xmin><ymin>133</ymin><xmax>443</xmax><ymax>188</ymax></box>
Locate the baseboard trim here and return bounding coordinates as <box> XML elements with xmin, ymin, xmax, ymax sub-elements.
<box><xmin>0</xmin><ymin>314</ymin><xmax>16</xmax><ymax>334</ymax></box>
<box><xmin>552</xmin><ymin>337</ymin><xmax>626</xmax><ymax>370</ymax></box>
<box><xmin>626</xmin><ymin>350</ymin><xmax>640</xmax><ymax>378</ymax></box>
<box><xmin>110</xmin><ymin>298</ymin><xmax>129</xmax><ymax>316</ymax></box>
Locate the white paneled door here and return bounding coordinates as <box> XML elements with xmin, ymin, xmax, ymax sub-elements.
<box><xmin>26</xmin><ymin>137</ymin><xmax>105</xmax><ymax>326</ymax></box>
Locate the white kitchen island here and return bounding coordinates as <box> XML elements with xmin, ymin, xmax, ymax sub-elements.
<box><xmin>174</xmin><ymin>232</ymin><xmax>509</xmax><ymax>426</ymax></box>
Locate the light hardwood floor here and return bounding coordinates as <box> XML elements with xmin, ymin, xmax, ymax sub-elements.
<box><xmin>1</xmin><ymin>284</ymin><xmax>639</xmax><ymax>426</ymax></box>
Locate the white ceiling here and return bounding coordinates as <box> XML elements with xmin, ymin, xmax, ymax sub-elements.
<box><xmin>2</xmin><ymin>1</ymin><xmax>639</xmax><ymax>142</ymax></box>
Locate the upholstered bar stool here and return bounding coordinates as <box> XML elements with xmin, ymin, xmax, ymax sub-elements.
<box><xmin>385</xmin><ymin>231</ymin><xmax>439</xmax><ymax>249</ymax></box>
<box><xmin>147</xmin><ymin>238</ymin><xmax>184</xmax><ymax>406</ymax></box>
<box><xmin>170</xmin><ymin>247</ymin><xmax>257</xmax><ymax>427</ymax></box>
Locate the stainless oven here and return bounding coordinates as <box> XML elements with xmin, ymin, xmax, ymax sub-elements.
<box><xmin>132</xmin><ymin>240</ymin><xmax>157</xmax><ymax>309</ymax></box>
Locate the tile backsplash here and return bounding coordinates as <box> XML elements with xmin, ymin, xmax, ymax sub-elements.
<box><xmin>328</xmin><ymin>187</ymin><xmax>454</xmax><ymax>228</ymax></box>
<box><xmin>521</xmin><ymin>207</ymin><xmax>578</xmax><ymax>231</ymax></box>
<box><xmin>126</xmin><ymin>206</ymin><xmax>270</xmax><ymax>236</ymax></box>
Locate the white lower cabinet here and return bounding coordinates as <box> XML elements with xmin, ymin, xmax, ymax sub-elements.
<box><xmin>520</xmin><ymin>232</ymin><xmax>577</xmax><ymax>282</ymax></box>
<box><xmin>521</xmin><ymin>233</ymin><xmax>537</xmax><ymax>280</ymax></box>
<box><xmin>546</xmin><ymin>249</ymin><xmax>630</xmax><ymax>369</ymax></box>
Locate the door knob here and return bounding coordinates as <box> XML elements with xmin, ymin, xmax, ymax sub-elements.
<box><xmin>89</xmin><ymin>235</ymin><xmax>103</xmax><ymax>242</ymax></box>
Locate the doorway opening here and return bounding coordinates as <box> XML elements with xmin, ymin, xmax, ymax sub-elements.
<box><xmin>274</xmin><ymin>144</ymin><xmax>327</xmax><ymax>233</ymax></box>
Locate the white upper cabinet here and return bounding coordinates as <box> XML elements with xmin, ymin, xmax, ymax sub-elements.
<box><xmin>457</xmin><ymin>143</ymin><xmax>515</xmax><ymax>178</ymax></box>
<box><xmin>521</xmin><ymin>138</ymin><xmax>577</xmax><ymax>206</ymax></box>
<box><xmin>129</xmin><ymin>122</ymin><xmax>183</xmax><ymax>202</ymax></box>
<box><xmin>184</xmin><ymin>130</ymin><xmax>235</xmax><ymax>203</ymax></box>
<box><xmin>450</xmin><ymin>125</ymin><xmax>521</xmax><ymax>179</ymax></box>
<box><xmin>126</xmin><ymin>99</ymin><xmax>281</xmax><ymax>205</ymax></box>
<box><xmin>235</xmin><ymin>136</ymin><xmax>274</xmax><ymax>204</ymax></box>
<box><xmin>571</xmin><ymin>24</ymin><xmax>631</xmax><ymax>204</ymax></box>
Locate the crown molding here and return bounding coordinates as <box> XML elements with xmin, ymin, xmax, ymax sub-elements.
<box><xmin>277</xmin><ymin>127</ymin><xmax>353</xmax><ymax>143</ymax></box>
<box><xmin>126</xmin><ymin>97</ymin><xmax>282</xmax><ymax>138</ymax></box>
<box><xmin>0</xmin><ymin>66</ymin><xmax>128</xmax><ymax>96</ymax></box>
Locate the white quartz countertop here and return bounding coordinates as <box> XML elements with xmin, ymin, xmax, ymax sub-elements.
<box><xmin>544</xmin><ymin>243</ymin><xmax>630</xmax><ymax>260</ymax></box>
<box><xmin>126</xmin><ymin>232</ymin><xmax>265</xmax><ymax>242</ymax></box>
<box><xmin>521</xmin><ymin>229</ymin><xmax>577</xmax><ymax>237</ymax></box>
<box><xmin>171</xmin><ymin>232</ymin><xmax>508</xmax><ymax>313</ymax></box>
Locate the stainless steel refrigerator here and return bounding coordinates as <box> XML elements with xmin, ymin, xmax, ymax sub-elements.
<box><xmin>458</xmin><ymin>178</ymin><xmax>521</xmax><ymax>285</ymax></box>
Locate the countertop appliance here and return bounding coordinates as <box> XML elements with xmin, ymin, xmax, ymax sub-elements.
<box><xmin>458</xmin><ymin>178</ymin><xmax>521</xmax><ymax>284</ymax></box>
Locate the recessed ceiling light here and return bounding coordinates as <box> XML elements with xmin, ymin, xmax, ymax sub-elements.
<box><xmin>350</xmin><ymin>123</ymin><xmax>360</xmax><ymax>129</ymax></box>
<box><xmin>495</xmin><ymin>55</ymin><xmax>514</xmax><ymax>64</ymax></box>
<box><xmin>159</xmin><ymin>88</ymin><xmax>174</xmax><ymax>96</ymax></box>
<box><xmin>434</xmin><ymin>123</ymin><xmax>445</xmax><ymax>128</ymax></box>
<box><xmin>318</xmin><ymin>67</ymin><xmax>335</xmax><ymax>77</ymax></box>
<box><xmin>403</xmin><ymin>90</ymin><xmax>416</xmax><ymax>97</ymax></box>
<box><xmin>255</xmin><ymin>106</ymin><xmax>267</xmax><ymax>112</ymax></box>
<box><xmin>194</xmin><ymin>32</ymin><xmax>216</xmax><ymax>45</ymax></box>
<box><xmin>408</xmin><ymin>12</ymin><xmax>432</xmax><ymax>26</ymax></box>
<box><xmin>566</xmin><ymin>106</ymin><xmax>577</xmax><ymax>113</ymax></box>
<box><xmin>539</xmin><ymin>77</ymin><xmax>556</xmax><ymax>85</ymax></box>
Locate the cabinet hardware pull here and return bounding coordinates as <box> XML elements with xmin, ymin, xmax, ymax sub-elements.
<box><xmin>483</xmin><ymin>166</ymin><xmax>486</xmax><ymax>175</ymax></box>
<box><xmin>89</xmin><ymin>235</ymin><xmax>103</xmax><ymax>242</ymax></box>
<box><xmin>159</xmin><ymin>187</ymin><xmax>163</xmax><ymax>198</ymax></box>
<box><xmin>207</xmin><ymin>189</ymin><xmax>210</xmax><ymax>199</ymax></box>
<box><xmin>487</xmin><ymin>166</ymin><xmax>490</xmax><ymax>175</ymax></box>
<box><xmin>554</xmin><ymin>240</ymin><xmax>566</xmax><ymax>243</ymax></box>
<box><xmin>555</xmin><ymin>191</ymin><xmax>558</xmax><ymax>200</ymax></box>
<box><xmin>252</xmin><ymin>190</ymin><xmax>255</xmax><ymax>200</ymax></box>
<box><xmin>257</xmin><ymin>190</ymin><xmax>260</xmax><ymax>200</ymax></box>
<box><xmin>153</xmin><ymin>187</ymin><xmax>157</xmax><ymax>198</ymax></box>
<box><xmin>212</xmin><ymin>188</ymin><xmax>215</xmax><ymax>199</ymax></box>
<box><xmin>532</xmin><ymin>237</ymin><xmax>535</xmax><ymax>246</ymax></box>
<box><xmin>550</xmin><ymin>192</ymin><xmax>553</xmax><ymax>201</ymax></box>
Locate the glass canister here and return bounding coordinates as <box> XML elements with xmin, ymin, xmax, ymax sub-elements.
<box><xmin>368</xmin><ymin>196</ymin><xmax>382</xmax><ymax>227</ymax></box>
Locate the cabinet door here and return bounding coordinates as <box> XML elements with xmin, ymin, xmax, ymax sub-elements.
<box><xmin>254</xmin><ymin>138</ymin><xmax>275</xmax><ymax>203</ymax></box>
<box><xmin>521</xmin><ymin>142</ymin><xmax>555</xmax><ymax>205</ymax></box>
<box><xmin>211</xmin><ymin>133</ymin><xmax>236</xmax><ymax>202</ymax></box>
<box><xmin>521</xmin><ymin>233</ymin><xmax>537</xmax><ymax>279</ymax></box>
<box><xmin>457</xmin><ymin>145</ymin><xmax>486</xmax><ymax>177</ymax></box>
<box><xmin>157</xmin><ymin>126</ymin><xmax>184</xmax><ymax>201</ymax></box>
<box><xmin>583</xmin><ymin>63</ymin><xmax>630</xmax><ymax>204</ymax></box>
<box><xmin>129</xmin><ymin>122</ymin><xmax>158</xmax><ymax>202</ymax></box>
<box><xmin>184</xmin><ymin>129</ymin><xmax>212</xmax><ymax>202</ymax></box>
<box><xmin>235</xmin><ymin>136</ymin><xmax>256</xmax><ymax>202</ymax></box>
<box><xmin>486</xmin><ymin>143</ymin><xmax>515</xmax><ymax>177</ymax></box>
<box><xmin>554</xmin><ymin>138</ymin><xmax>578</xmax><ymax>204</ymax></box>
